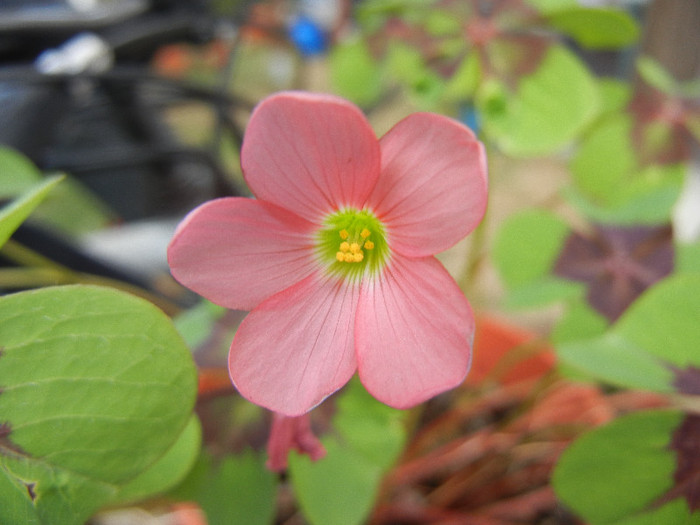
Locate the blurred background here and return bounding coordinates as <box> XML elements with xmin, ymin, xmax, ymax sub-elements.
<box><xmin>1</xmin><ymin>1</ymin><xmax>699</xmax><ymax>524</ymax></box>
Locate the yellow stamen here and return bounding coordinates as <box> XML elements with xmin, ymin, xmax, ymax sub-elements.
<box><xmin>334</xmin><ymin>227</ymin><xmax>376</xmax><ymax>264</ymax></box>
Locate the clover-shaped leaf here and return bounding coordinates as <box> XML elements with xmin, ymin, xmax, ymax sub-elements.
<box><xmin>0</xmin><ymin>285</ymin><xmax>197</xmax><ymax>524</ymax></box>
<box><xmin>553</xmin><ymin>410</ymin><xmax>700</xmax><ymax>524</ymax></box>
<box><xmin>557</xmin><ymin>273</ymin><xmax>700</xmax><ymax>394</ymax></box>
<box><xmin>288</xmin><ymin>379</ymin><xmax>406</xmax><ymax>525</ymax></box>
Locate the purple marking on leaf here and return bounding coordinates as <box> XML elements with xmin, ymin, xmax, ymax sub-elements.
<box><xmin>553</xmin><ymin>224</ymin><xmax>674</xmax><ymax>322</ymax></box>
<box><xmin>370</xmin><ymin>0</ymin><xmax>550</xmax><ymax>88</ymax></box>
<box><xmin>629</xmin><ymin>81</ymin><xmax>700</xmax><ymax>166</ymax></box>
<box><xmin>666</xmin><ymin>414</ymin><xmax>700</xmax><ymax>512</ymax></box>
<box><xmin>0</xmin><ymin>422</ymin><xmax>27</xmax><ymax>458</ymax></box>
<box><xmin>26</xmin><ymin>482</ymin><xmax>37</xmax><ymax>501</ymax></box>
<box><xmin>672</xmin><ymin>366</ymin><xmax>700</xmax><ymax>396</ymax></box>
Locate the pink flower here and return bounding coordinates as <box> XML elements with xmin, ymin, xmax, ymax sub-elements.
<box><xmin>168</xmin><ymin>92</ymin><xmax>488</xmax><ymax>416</ymax></box>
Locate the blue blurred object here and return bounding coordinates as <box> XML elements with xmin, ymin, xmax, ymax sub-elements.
<box><xmin>288</xmin><ymin>15</ymin><xmax>327</xmax><ymax>56</ymax></box>
<box><xmin>459</xmin><ymin>104</ymin><xmax>481</xmax><ymax>135</ymax></box>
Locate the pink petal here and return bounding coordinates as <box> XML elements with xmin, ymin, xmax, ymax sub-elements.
<box><xmin>168</xmin><ymin>197</ymin><xmax>317</xmax><ymax>310</ymax></box>
<box><xmin>266</xmin><ymin>413</ymin><xmax>326</xmax><ymax>472</ymax></box>
<box><xmin>241</xmin><ymin>92</ymin><xmax>381</xmax><ymax>222</ymax></box>
<box><xmin>368</xmin><ymin>113</ymin><xmax>488</xmax><ymax>257</ymax></box>
<box><xmin>356</xmin><ymin>256</ymin><xmax>474</xmax><ymax>409</ymax></box>
<box><xmin>229</xmin><ymin>273</ymin><xmax>359</xmax><ymax>416</ymax></box>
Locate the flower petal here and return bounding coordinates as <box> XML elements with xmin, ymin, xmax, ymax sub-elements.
<box><xmin>168</xmin><ymin>197</ymin><xmax>317</xmax><ymax>310</ymax></box>
<box><xmin>369</xmin><ymin>113</ymin><xmax>488</xmax><ymax>257</ymax></box>
<box><xmin>241</xmin><ymin>92</ymin><xmax>381</xmax><ymax>222</ymax></box>
<box><xmin>356</xmin><ymin>256</ymin><xmax>474</xmax><ymax>409</ymax></box>
<box><xmin>229</xmin><ymin>273</ymin><xmax>359</xmax><ymax>416</ymax></box>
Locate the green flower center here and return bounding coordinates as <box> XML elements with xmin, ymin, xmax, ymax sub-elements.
<box><xmin>316</xmin><ymin>208</ymin><xmax>389</xmax><ymax>280</ymax></box>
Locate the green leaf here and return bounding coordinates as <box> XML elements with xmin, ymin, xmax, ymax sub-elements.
<box><xmin>289</xmin><ymin>379</ymin><xmax>406</xmax><ymax>525</ymax></box>
<box><xmin>570</xmin><ymin>114</ymin><xmax>636</xmax><ymax>203</ymax></box>
<box><xmin>504</xmin><ymin>277</ymin><xmax>584</xmax><ymax>309</ymax></box>
<box><xmin>31</xmin><ymin>176</ymin><xmax>114</xmax><ymax>235</ymax></box>
<box><xmin>493</xmin><ymin>209</ymin><xmax>570</xmax><ymax>289</ymax></box>
<box><xmin>0</xmin><ymin>285</ymin><xmax>197</xmax><ymax>524</ymax></box>
<box><xmin>598</xmin><ymin>78</ymin><xmax>632</xmax><ymax>115</ymax></box>
<box><xmin>557</xmin><ymin>333</ymin><xmax>674</xmax><ymax>393</ymax></box>
<box><xmin>0</xmin><ymin>147</ymin><xmax>112</xmax><ymax>235</ymax></box>
<box><xmin>545</xmin><ymin>7</ymin><xmax>639</xmax><ymax>50</ymax></box>
<box><xmin>424</xmin><ymin>9</ymin><xmax>461</xmax><ymax>36</ymax></box>
<box><xmin>676</xmin><ymin>241</ymin><xmax>700</xmax><ymax>274</ymax></box>
<box><xmin>290</xmin><ymin>439</ymin><xmax>383</xmax><ymax>525</ymax></box>
<box><xmin>332</xmin><ymin>379</ymin><xmax>406</xmax><ymax>469</ymax></box>
<box><xmin>551</xmin><ymin>301</ymin><xmax>608</xmax><ymax>345</ymax></box>
<box><xmin>563</xmin><ymin>184</ymin><xmax>681</xmax><ymax>225</ymax></box>
<box><xmin>110</xmin><ymin>415</ymin><xmax>202</xmax><ymax>506</ymax></box>
<box><xmin>444</xmin><ymin>53</ymin><xmax>481</xmax><ymax>101</ymax></box>
<box><xmin>0</xmin><ymin>147</ymin><xmax>43</xmax><ymax>198</ymax></box>
<box><xmin>330</xmin><ymin>38</ymin><xmax>383</xmax><ymax>107</ymax></box>
<box><xmin>564</xmin><ymin>163</ymin><xmax>684</xmax><ymax>225</ymax></box>
<box><xmin>482</xmin><ymin>45</ymin><xmax>599</xmax><ymax>156</ymax></box>
<box><xmin>0</xmin><ymin>466</ymin><xmax>40</xmax><ymax>525</ymax></box>
<box><xmin>384</xmin><ymin>41</ymin><xmax>446</xmax><ymax>108</ymax></box>
<box><xmin>614</xmin><ymin>499</ymin><xmax>700</xmax><ymax>525</ymax></box>
<box><xmin>169</xmin><ymin>450</ymin><xmax>277</xmax><ymax>525</ymax></box>
<box><xmin>524</xmin><ymin>0</ymin><xmax>577</xmax><ymax>13</ymax></box>
<box><xmin>557</xmin><ymin>274</ymin><xmax>700</xmax><ymax>392</ymax></box>
<box><xmin>615</xmin><ymin>273</ymin><xmax>700</xmax><ymax>368</ymax></box>
<box><xmin>637</xmin><ymin>56</ymin><xmax>677</xmax><ymax>95</ymax></box>
<box><xmin>0</xmin><ymin>175</ymin><xmax>63</xmax><ymax>248</ymax></box>
<box><xmin>174</xmin><ymin>299</ymin><xmax>227</xmax><ymax>349</ymax></box>
<box><xmin>553</xmin><ymin>410</ymin><xmax>682</xmax><ymax>524</ymax></box>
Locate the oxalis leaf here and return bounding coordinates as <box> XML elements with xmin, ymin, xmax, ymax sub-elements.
<box><xmin>553</xmin><ymin>410</ymin><xmax>700</xmax><ymax>524</ymax></box>
<box><xmin>545</xmin><ymin>6</ymin><xmax>639</xmax><ymax>50</ymax></box>
<box><xmin>168</xmin><ymin>449</ymin><xmax>277</xmax><ymax>525</ymax></box>
<box><xmin>557</xmin><ymin>274</ymin><xmax>700</xmax><ymax>394</ymax></box>
<box><xmin>0</xmin><ymin>147</ymin><xmax>43</xmax><ymax>198</ymax></box>
<box><xmin>289</xmin><ymin>379</ymin><xmax>406</xmax><ymax>525</ymax></box>
<box><xmin>481</xmin><ymin>44</ymin><xmax>599</xmax><ymax>156</ymax></box>
<box><xmin>0</xmin><ymin>285</ymin><xmax>198</xmax><ymax>525</ymax></box>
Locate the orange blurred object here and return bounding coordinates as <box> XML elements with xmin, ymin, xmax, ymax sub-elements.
<box><xmin>197</xmin><ymin>367</ymin><xmax>235</xmax><ymax>398</ymax></box>
<box><xmin>467</xmin><ymin>316</ymin><xmax>556</xmax><ymax>386</ymax></box>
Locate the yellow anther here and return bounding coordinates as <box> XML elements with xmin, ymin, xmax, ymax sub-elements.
<box><xmin>350</xmin><ymin>242</ymin><xmax>361</xmax><ymax>254</ymax></box>
<box><xmin>339</xmin><ymin>229</ymin><xmax>349</xmax><ymax>240</ymax></box>
<box><xmin>343</xmin><ymin>253</ymin><xmax>355</xmax><ymax>263</ymax></box>
<box><xmin>360</xmin><ymin>228</ymin><xmax>371</xmax><ymax>239</ymax></box>
<box><xmin>340</xmin><ymin>241</ymin><xmax>350</xmax><ymax>252</ymax></box>
<box><xmin>353</xmin><ymin>253</ymin><xmax>364</xmax><ymax>262</ymax></box>
<box><xmin>336</xmin><ymin>251</ymin><xmax>345</xmax><ymax>261</ymax></box>
<box><xmin>364</xmin><ymin>240</ymin><xmax>374</xmax><ymax>250</ymax></box>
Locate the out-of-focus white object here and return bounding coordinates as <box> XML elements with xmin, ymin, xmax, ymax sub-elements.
<box><xmin>0</xmin><ymin>0</ymin><xmax>147</xmax><ymax>30</ymax></box>
<box><xmin>79</xmin><ymin>219</ymin><xmax>180</xmax><ymax>280</ymax></box>
<box><xmin>673</xmin><ymin>157</ymin><xmax>700</xmax><ymax>242</ymax></box>
<box><xmin>69</xmin><ymin>0</ymin><xmax>100</xmax><ymax>11</ymax></box>
<box><xmin>35</xmin><ymin>32</ymin><xmax>113</xmax><ymax>74</ymax></box>
<box><xmin>299</xmin><ymin>0</ymin><xmax>343</xmax><ymax>31</ymax></box>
